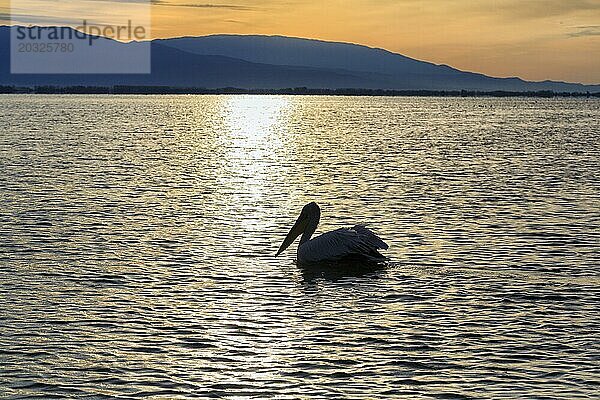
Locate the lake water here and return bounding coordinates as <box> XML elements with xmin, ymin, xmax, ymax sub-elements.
<box><xmin>1</xmin><ymin>95</ymin><xmax>599</xmax><ymax>399</ymax></box>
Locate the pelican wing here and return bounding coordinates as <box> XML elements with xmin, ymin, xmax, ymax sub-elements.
<box><xmin>298</xmin><ymin>225</ymin><xmax>388</xmax><ymax>263</ymax></box>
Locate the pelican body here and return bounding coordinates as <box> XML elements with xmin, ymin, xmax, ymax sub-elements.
<box><xmin>276</xmin><ymin>202</ymin><xmax>389</xmax><ymax>264</ymax></box>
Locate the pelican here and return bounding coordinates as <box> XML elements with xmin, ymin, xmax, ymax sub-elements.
<box><xmin>276</xmin><ymin>202</ymin><xmax>389</xmax><ymax>264</ymax></box>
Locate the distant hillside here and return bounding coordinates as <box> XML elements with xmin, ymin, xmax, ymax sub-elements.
<box><xmin>156</xmin><ymin>34</ymin><xmax>458</xmax><ymax>76</ymax></box>
<box><xmin>157</xmin><ymin>34</ymin><xmax>600</xmax><ymax>92</ymax></box>
<box><xmin>0</xmin><ymin>27</ymin><xmax>378</xmax><ymax>88</ymax></box>
<box><xmin>1</xmin><ymin>26</ymin><xmax>599</xmax><ymax>92</ymax></box>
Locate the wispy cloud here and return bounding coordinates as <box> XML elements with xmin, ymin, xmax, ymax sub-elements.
<box><xmin>568</xmin><ymin>25</ymin><xmax>600</xmax><ymax>37</ymax></box>
<box><xmin>153</xmin><ymin>1</ymin><xmax>255</xmax><ymax>10</ymax></box>
<box><xmin>83</xmin><ymin>0</ymin><xmax>255</xmax><ymax>9</ymax></box>
<box><xmin>457</xmin><ymin>0</ymin><xmax>600</xmax><ymax>20</ymax></box>
<box><xmin>0</xmin><ymin>12</ymin><xmax>83</xmax><ymax>25</ymax></box>
<box><xmin>512</xmin><ymin>0</ymin><xmax>599</xmax><ymax>18</ymax></box>
<box><xmin>223</xmin><ymin>19</ymin><xmax>249</xmax><ymax>24</ymax></box>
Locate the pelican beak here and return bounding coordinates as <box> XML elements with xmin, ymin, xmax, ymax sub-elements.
<box><xmin>276</xmin><ymin>213</ymin><xmax>308</xmax><ymax>256</ymax></box>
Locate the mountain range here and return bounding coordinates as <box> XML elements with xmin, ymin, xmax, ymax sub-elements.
<box><xmin>1</xmin><ymin>25</ymin><xmax>599</xmax><ymax>92</ymax></box>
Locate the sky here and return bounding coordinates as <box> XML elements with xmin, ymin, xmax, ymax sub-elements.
<box><xmin>2</xmin><ymin>0</ymin><xmax>599</xmax><ymax>83</ymax></box>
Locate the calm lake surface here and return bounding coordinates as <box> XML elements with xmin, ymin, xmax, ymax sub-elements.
<box><xmin>1</xmin><ymin>95</ymin><xmax>599</xmax><ymax>399</ymax></box>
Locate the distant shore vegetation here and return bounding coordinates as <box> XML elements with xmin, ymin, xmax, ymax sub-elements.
<box><xmin>0</xmin><ymin>85</ymin><xmax>598</xmax><ymax>97</ymax></box>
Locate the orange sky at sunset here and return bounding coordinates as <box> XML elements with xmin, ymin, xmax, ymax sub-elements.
<box><xmin>3</xmin><ymin>0</ymin><xmax>599</xmax><ymax>83</ymax></box>
<box><xmin>151</xmin><ymin>0</ymin><xmax>600</xmax><ymax>84</ymax></box>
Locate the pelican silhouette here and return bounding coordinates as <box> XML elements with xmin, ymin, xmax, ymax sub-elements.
<box><xmin>276</xmin><ymin>202</ymin><xmax>388</xmax><ymax>264</ymax></box>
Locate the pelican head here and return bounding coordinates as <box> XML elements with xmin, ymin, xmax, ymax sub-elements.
<box><xmin>276</xmin><ymin>202</ymin><xmax>321</xmax><ymax>257</ymax></box>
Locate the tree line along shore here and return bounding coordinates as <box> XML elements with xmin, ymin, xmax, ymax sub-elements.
<box><xmin>1</xmin><ymin>85</ymin><xmax>598</xmax><ymax>97</ymax></box>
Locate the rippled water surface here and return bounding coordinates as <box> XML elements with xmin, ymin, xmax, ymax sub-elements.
<box><xmin>1</xmin><ymin>95</ymin><xmax>599</xmax><ymax>399</ymax></box>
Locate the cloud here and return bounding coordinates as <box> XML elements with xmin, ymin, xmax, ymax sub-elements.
<box><xmin>0</xmin><ymin>12</ymin><xmax>84</xmax><ymax>25</ymax></box>
<box><xmin>489</xmin><ymin>0</ymin><xmax>600</xmax><ymax>19</ymax></box>
<box><xmin>80</xmin><ymin>0</ymin><xmax>159</xmax><ymax>3</ymax></box>
<box><xmin>426</xmin><ymin>0</ymin><xmax>600</xmax><ymax>21</ymax></box>
<box><xmin>568</xmin><ymin>26</ymin><xmax>600</xmax><ymax>37</ymax></box>
<box><xmin>223</xmin><ymin>19</ymin><xmax>249</xmax><ymax>24</ymax></box>
<box><xmin>83</xmin><ymin>0</ymin><xmax>255</xmax><ymax>9</ymax></box>
<box><xmin>153</xmin><ymin>1</ymin><xmax>255</xmax><ymax>10</ymax></box>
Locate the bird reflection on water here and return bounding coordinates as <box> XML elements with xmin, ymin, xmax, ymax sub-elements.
<box><xmin>297</xmin><ymin>259</ymin><xmax>388</xmax><ymax>284</ymax></box>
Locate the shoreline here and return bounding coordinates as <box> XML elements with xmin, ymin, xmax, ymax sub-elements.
<box><xmin>1</xmin><ymin>86</ymin><xmax>599</xmax><ymax>97</ymax></box>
